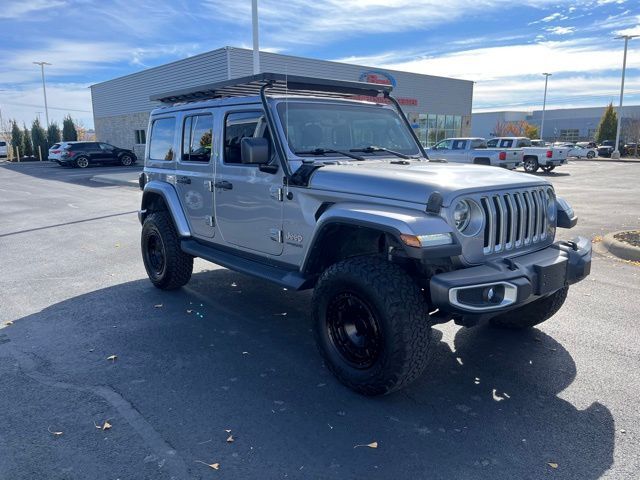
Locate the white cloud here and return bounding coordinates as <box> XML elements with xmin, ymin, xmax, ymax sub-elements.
<box><xmin>545</xmin><ymin>26</ymin><xmax>576</xmax><ymax>35</ymax></box>
<box><xmin>540</xmin><ymin>12</ymin><xmax>568</xmax><ymax>22</ymax></box>
<box><xmin>0</xmin><ymin>0</ymin><xmax>67</xmax><ymax>19</ymax></box>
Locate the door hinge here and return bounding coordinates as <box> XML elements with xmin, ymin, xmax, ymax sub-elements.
<box><xmin>269</xmin><ymin>228</ymin><xmax>283</xmax><ymax>243</ymax></box>
<box><xmin>207</xmin><ymin>216</ymin><xmax>215</xmax><ymax>227</ymax></box>
<box><xmin>206</xmin><ymin>180</ymin><xmax>214</xmax><ymax>192</ymax></box>
<box><xmin>269</xmin><ymin>186</ymin><xmax>284</xmax><ymax>202</ymax></box>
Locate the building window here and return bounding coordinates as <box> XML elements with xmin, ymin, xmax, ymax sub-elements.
<box><xmin>182</xmin><ymin>114</ymin><xmax>213</xmax><ymax>163</ymax></box>
<box><xmin>416</xmin><ymin>113</ymin><xmax>463</xmax><ymax>147</ymax></box>
<box><xmin>134</xmin><ymin>129</ymin><xmax>146</xmax><ymax>145</ymax></box>
<box><xmin>149</xmin><ymin>117</ymin><xmax>175</xmax><ymax>161</ymax></box>
<box><xmin>559</xmin><ymin>129</ymin><xmax>579</xmax><ymax>142</ymax></box>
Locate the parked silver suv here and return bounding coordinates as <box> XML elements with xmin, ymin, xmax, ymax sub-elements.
<box><xmin>138</xmin><ymin>73</ymin><xmax>591</xmax><ymax>395</ymax></box>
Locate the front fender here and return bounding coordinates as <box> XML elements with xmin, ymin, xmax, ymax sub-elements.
<box><xmin>301</xmin><ymin>203</ymin><xmax>459</xmax><ymax>272</ymax></box>
<box><xmin>139</xmin><ymin>180</ymin><xmax>191</xmax><ymax>238</ymax></box>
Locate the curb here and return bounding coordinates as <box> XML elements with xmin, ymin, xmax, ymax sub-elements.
<box><xmin>602</xmin><ymin>231</ymin><xmax>640</xmax><ymax>262</ymax></box>
<box><xmin>90</xmin><ymin>175</ymin><xmax>139</xmax><ymax>188</ymax></box>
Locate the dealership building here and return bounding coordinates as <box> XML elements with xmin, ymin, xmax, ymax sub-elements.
<box><xmin>90</xmin><ymin>46</ymin><xmax>473</xmax><ymax>156</ymax></box>
<box><xmin>472</xmin><ymin>105</ymin><xmax>640</xmax><ymax>143</ymax></box>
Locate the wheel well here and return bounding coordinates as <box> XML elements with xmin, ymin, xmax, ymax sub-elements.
<box><xmin>523</xmin><ymin>154</ymin><xmax>538</xmax><ymax>161</ymax></box>
<box><xmin>141</xmin><ymin>192</ymin><xmax>168</xmax><ymax>215</ymax></box>
<box><xmin>473</xmin><ymin>158</ymin><xmax>490</xmax><ymax>165</ymax></box>
<box><xmin>303</xmin><ymin>224</ymin><xmax>398</xmax><ymax>277</ymax></box>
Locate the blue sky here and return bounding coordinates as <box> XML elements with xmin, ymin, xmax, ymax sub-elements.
<box><xmin>1</xmin><ymin>0</ymin><xmax>639</xmax><ymax>129</ymax></box>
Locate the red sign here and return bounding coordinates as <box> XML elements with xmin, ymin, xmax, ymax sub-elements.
<box><xmin>351</xmin><ymin>95</ymin><xmax>418</xmax><ymax>106</ymax></box>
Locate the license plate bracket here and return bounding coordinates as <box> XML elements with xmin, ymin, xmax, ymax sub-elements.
<box><xmin>533</xmin><ymin>257</ymin><xmax>568</xmax><ymax>295</ymax></box>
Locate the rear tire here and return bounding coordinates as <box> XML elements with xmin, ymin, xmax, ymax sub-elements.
<box><xmin>523</xmin><ymin>156</ymin><xmax>539</xmax><ymax>173</ymax></box>
<box><xmin>75</xmin><ymin>156</ymin><xmax>89</xmax><ymax>168</ymax></box>
<box><xmin>312</xmin><ymin>256</ymin><xmax>432</xmax><ymax>396</ymax></box>
<box><xmin>587</xmin><ymin>151</ymin><xmax>595</xmax><ymax>159</ymax></box>
<box><xmin>141</xmin><ymin>212</ymin><xmax>193</xmax><ymax>290</ymax></box>
<box><xmin>490</xmin><ymin>286</ymin><xmax>568</xmax><ymax>329</ymax></box>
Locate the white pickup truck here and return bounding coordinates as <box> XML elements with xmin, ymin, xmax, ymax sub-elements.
<box><xmin>426</xmin><ymin>137</ymin><xmax>522</xmax><ymax>169</ymax></box>
<box><xmin>486</xmin><ymin>137</ymin><xmax>568</xmax><ymax>173</ymax></box>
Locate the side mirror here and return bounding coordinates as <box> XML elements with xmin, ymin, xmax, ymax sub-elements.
<box><xmin>240</xmin><ymin>137</ymin><xmax>269</xmax><ymax>164</ymax></box>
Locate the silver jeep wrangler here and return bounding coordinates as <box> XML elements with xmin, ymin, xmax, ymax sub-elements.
<box><xmin>138</xmin><ymin>73</ymin><xmax>591</xmax><ymax>395</ymax></box>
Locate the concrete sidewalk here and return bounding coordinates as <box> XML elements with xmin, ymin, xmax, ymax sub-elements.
<box><xmin>91</xmin><ymin>170</ymin><xmax>141</xmax><ymax>187</ymax></box>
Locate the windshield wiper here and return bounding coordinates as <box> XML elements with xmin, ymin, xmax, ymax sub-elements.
<box><xmin>294</xmin><ymin>148</ymin><xmax>365</xmax><ymax>161</ymax></box>
<box><xmin>350</xmin><ymin>146</ymin><xmax>411</xmax><ymax>159</ymax></box>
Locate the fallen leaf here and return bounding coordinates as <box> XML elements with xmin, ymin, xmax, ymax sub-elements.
<box><xmin>102</xmin><ymin>421</ymin><xmax>112</xmax><ymax>430</ymax></box>
<box><xmin>196</xmin><ymin>461</ymin><xmax>220</xmax><ymax>470</ymax></box>
<box><xmin>115</xmin><ymin>243</ymin><xmax>120</xmax><ymax>248</ymax></box>
<box><xmin>548</xmin><ymin>462</ymin><xmax>558</xmax><ymax>469</ymax></box>
<box><xmin>48</xmin><ymin>426</ymin><xmax>63</xmax><ymax>436</ymax></box>
<box><xmin>106</xmin><ymin>355</ymin><xmax>118</xmax><ymax>362</ymax></box>
<box><xmin>154</xmin><ymin>304</ymin><xmax>163</xmax><ymax>308</ymax></box>
<box><xmin>226</xmin><ymin>435</ymin><xmax>234</xmax><ymax>443</ymax></box>
<box><xmin>354</xmin><ymin>441</ymin><xmax>378</xmax><ymax>449</ymax></box>
<box><xmin>224</xmin><ymin>429</ymin><xmax>232</xmax><ymax>433</ymax></box>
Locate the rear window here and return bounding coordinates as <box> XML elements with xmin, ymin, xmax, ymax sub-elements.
<box><xmin>51</xmin><ymin>143</ymin><xmax>61</xmax><ymax>149</ymax></box>
<box><xmin>0</xmin><ymin>141</ymin><xmax>6</xmax><ymax>147</ymax></box>
<box><xmin>149</xmin><ymin>117</ymin><xmax>176</xmax><ymax>161</ymax></box>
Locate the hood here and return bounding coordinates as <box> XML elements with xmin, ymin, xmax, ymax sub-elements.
<box><xmin>308</xmin><ymin>160</ymin><xmax>549</xmax><ymax>206</ymax></box>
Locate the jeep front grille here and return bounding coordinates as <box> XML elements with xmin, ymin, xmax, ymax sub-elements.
<box><xmin>480</xmin><ymin>188</ymin><xmax>549</xmax><ymax>255</ymax></box>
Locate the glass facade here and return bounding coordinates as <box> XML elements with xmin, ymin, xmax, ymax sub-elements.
<box><xmin>414</xmin><ymin>113</ymin><xmax>463</xmax><ymax>147</ymax></box>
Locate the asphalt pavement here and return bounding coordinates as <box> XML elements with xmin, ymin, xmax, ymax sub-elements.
<box><xmin>0</xmin><ymin>160</ymin><xmax>638</xmax><ymax>479</ymax></box>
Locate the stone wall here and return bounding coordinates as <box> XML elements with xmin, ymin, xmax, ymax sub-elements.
<box><xmin>94</xmin><ymin>111</ymin><xmax>149</xmax><ymax>159</ymax></box>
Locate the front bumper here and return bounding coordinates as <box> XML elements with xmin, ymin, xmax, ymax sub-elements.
<box><xmin>430</xmin><ymin>236</ymin><xmax>591</xmax><ymax>317</ymax></box>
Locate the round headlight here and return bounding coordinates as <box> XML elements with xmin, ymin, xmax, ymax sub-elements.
<box><xmin>546</xmin><ymin>189</ymin><xmax>557</xmax><ymax>222</ymax></box>
<box><xmin>454</xmin><ymin>200</ymin><xmax>471</xmax><ymax>231</ymax></box>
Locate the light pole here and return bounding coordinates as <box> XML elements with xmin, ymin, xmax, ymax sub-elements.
<box><xmin>251</xmin><ymin>0</ymin><xmax>260</xmax><ymax>74</ymax></box>
<box><xmin>33</xmin><ymin>61</ymin><xmax>51</xmax><ymax>129</ymax></box>
<box><xmin>612</xmin><ymin>34</ymin><xmax>638</xmax><ymax>159</ymax></box>
<box><xmin>540</xmin><ymin>73</ymin><xmax>552</xmax><ymax>141</ymax></box>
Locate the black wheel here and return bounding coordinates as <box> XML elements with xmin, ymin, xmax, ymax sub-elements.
<box><xmin>312</xmin><ymin>256</ymin><xmax>432</xmax><ymax>396</ymax></box>
<box><xmin>587</xmin><ymin>151</ymin><xmax>595</xmax><ymax>159</ymax></box>
<box><xmin>120</xmin><ymin>154</ymin><xmax>134</xmax><ymax>166</ymax></box>
<box><xmin>541</xmin><ymin>165</ymin><xmax>555</xmax><ymax>173</ymax></box>
<box><xmin>75</xmin><ymin>156</ymin><xmax>89</xmax><ymax>168</ymax></box>
<box><xmin>523</xmin><ymin>157</ymin><xmax>539</xmax><ymax>173</ymax></box>
<box><xmin>141</xmin><ymin>212</ymin><xmax>193</xmax><ymax>290</ymax></box>
<box><xmin>490</xmin><ymin>286</ymin><xmax>568</xmax><ymax>329</ymax></box>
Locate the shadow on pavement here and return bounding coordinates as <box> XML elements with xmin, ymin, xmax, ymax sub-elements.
<box><xmin>1</xmin><ymin>269</ymin><xmax>614</xmax><ymax>479</ymax></box>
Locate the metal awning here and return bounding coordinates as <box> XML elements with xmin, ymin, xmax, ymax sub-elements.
<box><xmin>150</xmin><ymin>72</ymin><xmax>394</xmax><ymax>104</ymax></box>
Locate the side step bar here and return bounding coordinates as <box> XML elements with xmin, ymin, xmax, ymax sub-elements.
<box><xmin>181</xmin><ymin>239</ymin><xmax>314</xmax><ymax>291</ymax></box>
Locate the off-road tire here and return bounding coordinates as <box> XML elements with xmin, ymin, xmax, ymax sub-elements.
<box><xmin>141</xmin><ymin>212</ymin><xmax>193</xmax><ymax>290</ymax></box>
<box><xmin>312</xmin><ymin>256</ymin><xmax>432</xmax><ymax>396</ymax></box>
<box><xmin>523</xmin><ymin>156</ymin><xmax>539</xmax><ymax>173</ymax></box>
<box><xmin>490</xmin><ymin>285</ymin><xmax>568</xmax><ymax>329</ymax></box>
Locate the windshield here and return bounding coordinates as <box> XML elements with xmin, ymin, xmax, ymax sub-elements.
<box><xmin>276</xmin><ymin>102</ymin><xmax>420</xmax><ymax>158</ymax></box>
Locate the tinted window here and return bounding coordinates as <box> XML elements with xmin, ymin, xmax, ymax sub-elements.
<box><xmin>452</xmin><ymin>140</ymin><xmax>467</xmax><ymax>150</ymax></box>
<box><xmin>149</xmin><ymin>118</ymin><xmax>176</xmax><ymax>161</ymax></box>
<box><xmin>499</xmin><ymin>139</ymin><xmax>514</xmax><ymax>148</ymax></box>
<box><xmin>182</xmin><ymin>114</ymin><xmax>213</xmax><ymax>162</ymax></box>
<box><xmin>100</xmin><ymin>143</ymin><xmax>115</xmax><ymax>151</ymax></box>
<box><xmin>435</xmin><ymin>139</ymin><xmax>452</xmax><ymax>150</ymax></box>
<box><xmin>471</xmin><ymin>139</ymin><xmax>487</xmax><ymax>149</ymax></box>
<box><xmin>486</xmin><ymin>139</ymin><xmax>498</xmax><ymax>147</ymax></box>
<box><xmin>224</xmin><ymin>111</ymin><xmax>272</xmax><ymax>164</ymax></box>
<box><xmin>0</xmin><ymin>141</ymin><xmax>8</xmax><ymax>147</ymax></box>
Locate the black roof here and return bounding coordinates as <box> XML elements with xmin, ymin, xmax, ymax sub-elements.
<box><xmin>150</xmin><ymin>72</ymin><xmax>394</xmax><ymax>104</ymax></box>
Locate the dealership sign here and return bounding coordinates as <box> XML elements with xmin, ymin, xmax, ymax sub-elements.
<box><xmin>357</xmin><ymin>70</ymin><xmax>418</xmax><ymax>106</ymax></box>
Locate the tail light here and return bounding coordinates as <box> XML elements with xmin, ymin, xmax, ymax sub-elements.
<box><xmin>52</xmin><ymin>150</ymin><xmax>60</xmax><ymax>154</ymax></box>
<box><xmin>499</xmin><ymin>151</ymin><xmax>506</xmax><ymax>161</ymax></box>
<box><xmin>66</xmin><ymin>151</ymin><xmax>76</xmax><ymax>157</ymax></box>
<box><xmin>546</xmin><ymin>150</ymin><xmax>553</xmax><ymax>158</ymax></box>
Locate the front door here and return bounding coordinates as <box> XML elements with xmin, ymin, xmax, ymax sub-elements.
<box><xmin>174</xmin><ymin>111</ymin><xmax>216</xmax><ymax>238</ymax></box>
<box><xmin>214</xmin><ymin>109</ymin><xmax>284</xmax><ymax>256</ymax></box>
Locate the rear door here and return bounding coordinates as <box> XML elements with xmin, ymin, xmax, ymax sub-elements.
<box><xmin>449</xmin><ymin>139</ymin><xmax>468</xmax><ymax>163</ymax></box>
<box><xmin>214</xmin><ymin>109</ymin><xmax>284</xmax><ymax>256</ymax></box>
<box><xmin>174</xmin><ymin>110</ymin><xmax>216</xmax><ymax>239</ymax></box>
<box><xmin>98</xmin><ymin>143</ymin><xmax>118</xmax><ymax>163</ymax></box>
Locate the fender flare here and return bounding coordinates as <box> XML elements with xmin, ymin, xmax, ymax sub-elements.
<box><xmin>139</xmin><ymin>180</ymin><xmax>191</xmax><ymax>238</ymax></box>
<box><xmin>300</xmin><ymin>203</ymin><xmax>458</xmax><ymax>274</ymax></box>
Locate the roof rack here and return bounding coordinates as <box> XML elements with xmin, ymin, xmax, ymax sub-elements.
<box><xmin>150</xmin><ymin>72</ymin><xmax>394</xmax><ymax>104</ymax></box>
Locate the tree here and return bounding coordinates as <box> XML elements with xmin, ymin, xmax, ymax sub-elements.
<box><xmin>47</xmin><ymin>122</ymin><xmax>61</xmax><ymax>145</ymax></box>
<box><xmin>595</xmin><ymin>103</ymin><xmax>617</xmax><ymax>143</ymax></box>
<box><xmin>62</xmin><ymin>114</ymin><xmax>78</xmax><ymax>141</ymax></box>
<box><xmin>31</xmin><ymin>118</ymin><xmax>48</xmax><ymax>160</ymax></box>
<box><xmin>22</xmin><ymin>124</ymin><xmax>33</xmax><ymax>157</ymax></box>
<box><xmin>11</xmin><ymin>120</ymin><xmax>23</xmax><ymax>153</ymax></box>
<box><xmin>525</xmin><ymin>123</ymin><xmax>539</xmax><ymax>139</ymax></box>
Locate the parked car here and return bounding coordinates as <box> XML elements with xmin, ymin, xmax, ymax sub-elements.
<box><xmin>138</xmin><ymin>72</ymin><xmax>591</xmax><ymax>395</ymax></box>
<box><xmin>48</xmin><ymin>141</ymin><xmax>82</xmax><ymax>161</ymax></box>
<box><xmin>623</xmin><ymin>143</ymin><xmax>638</xmax><ymax>156</ymax></box>
<box><xmin>565</xmin><ymin>144</ymin><xmax>596</xmax><ymax>159</ymax></box>
<box><xmin>487</xmin><ymin>137</ymin><xmax>568</xmax><ymax>173</ymax></box>
<box><xmin>597</xmin><ymin>141</ymin><xmax>615</xmax><ymax>158</ymax></box>
<box><xmin>58</xmin><ymin>142</ymin><xmax>137</xmax><ymax>168</ymax></box>
<box><xmin>576</xmin><ymin>141</ymin><xmax>598</xmax><ymax>149</ymax></box>
<box><xmin>0</xmin><ymin>140</ymin><xmax>7</xmax><ymax>158</ymax></box>
<box><xmin>426</xmin><ymin>137</ymin><xmax>522</xmax><ymax>169</ymax></box>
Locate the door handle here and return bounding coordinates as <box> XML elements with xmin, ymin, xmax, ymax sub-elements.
<box><xmin>177</xmin><ymin>176</ymin><xmax>191</xmax><ymax>184</ymax></box>
<box><xmin>214</xmin><ymin>180</ymin><xmax>233</xmax><ymax>190</ymax></box>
